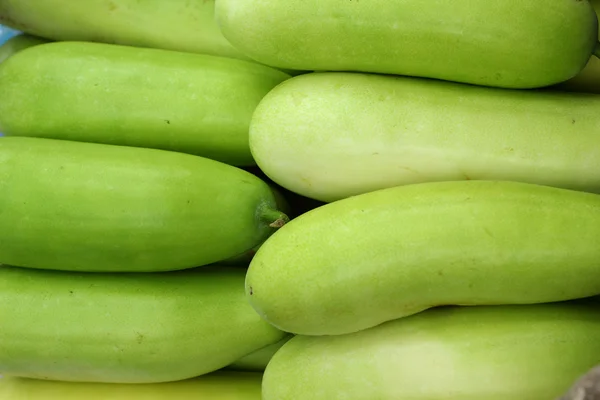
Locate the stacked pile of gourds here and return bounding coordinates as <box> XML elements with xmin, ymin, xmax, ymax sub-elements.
<box><xmin>1</xmin><ymin>1</ymin><xmax>600</xmax><ymax>399</ymax></box>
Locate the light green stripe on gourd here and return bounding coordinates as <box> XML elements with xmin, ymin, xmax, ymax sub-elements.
<box><xmin>0</xmin><ymin>41</ymin><xmax>290</xmax><ymax>166</ymax></box>
<box><xmin>250</xmin><ymin>72</ymin><xmax>600</xmax><ymax>202</ymax></box>
<box><xmin>0</xmin><ymin>137</ymin><xmax>288</xmax><ymax>272</ymax></box>
<box><xmin>0</xmin><ymin>372</ymin><xmax>262</xmax><ymax>399</ymax></box>
<box><xmin>262</xmin><ymin>303</ymin><xmax>600</xmax><ymax>400</ymax></box>
<box><xmin>216</xmin><ymin>0</ymin><xmax>598</xmax><ymax>89</ymax></box>
<box><xmin>0</xmin><ymin>266</ymin><xmax>286</xmax><ymax>383</ymax></box>
<box><xmin>246</xmin><ymin>180</ymin><xmax>600</xmax><ymax>336</ymax></box>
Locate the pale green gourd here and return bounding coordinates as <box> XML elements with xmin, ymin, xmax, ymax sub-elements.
<box><xmin>262</xmin><ymin>303</ymin><xmax>600</xmax><ymax>400</ymax></box>
<box><xmin>250</xmin><ymin>72</ymin><xmax>600</xmax><ymax>202</ymax></box>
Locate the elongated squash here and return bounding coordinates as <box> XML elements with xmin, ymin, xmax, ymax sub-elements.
<box><xmin>0</xmin><ymin>0</ymin><xmax>249</xmax><ymax>61</ymax></box>
<box><xmin>0</xmin><ymin>372</ymin><xmax>262</xmax><ymax>400</ymax></box>
<box><xmin>250</xmin><ymin>72</ymin><xmax>600</xmax><ymax>202</ymax></box>
<box><xmin>0</xmin><ymin>41</ymin><xmax>290</xmax><ymax>166</ymax></box>
<box><xmin>0</xmin><ymin>265</ymin><xmax>285</xmax><ymax>383</ymax></box>
<box><xmin>262</xmin><ymin>303</ymin><xmax>600</xmax><ymax>400</ymax></box>
<box><xmin>0</xmin><ymin>137</ymin><xmax>288</xmax><ymax>272</ymax></box>
<box><xmin>246</xmin><ymin>181</ymin><xmax>600</xmax><ymax>336</ymax></box>
<box><xmin>216</xmin><ymin>0</ymin><xmax>599</xmax><ymax>89</ymax></box>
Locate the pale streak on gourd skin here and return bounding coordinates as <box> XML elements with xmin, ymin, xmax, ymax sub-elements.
<box><xmin>250</xmin><ymin>72</ymin><xmax>600</xmax><ymax>203</ymax></box>
<box><xmin>245</xmin><ymin>181</ymin><xmax>600</xmax><ymax>336</ymax></box>
<box><xmin>262</xmin><ymin>303</ymin><xmax>600</xmax><ymax>400</ymax></box>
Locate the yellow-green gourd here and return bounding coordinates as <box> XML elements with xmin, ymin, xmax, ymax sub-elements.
<box><xmin>216</xmin><ymin>0</ymin><xmax>599</xmax><ymax>89</ymax></box>
<box><xmin>246</xmin><ymin>181</ymin><xmax>600</xmax><ymax>336</ymax></box>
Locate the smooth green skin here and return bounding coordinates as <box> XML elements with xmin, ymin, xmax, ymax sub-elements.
<box><xmin>262</xmin><ymin>303</ymin><xmax>600</xmax><ymax>400</ymax></box>
<box><xmin>0</xmin><ymin>34</ymin><xmax>48</xmax><ymax>64</ymax></box>
<box><xmin>246</xmin><ymin>180</ymin><xmax>600</xmax><ymax>336</ymax></box>
<box><xmin>0</xmin><ymin>137</ymin><xmax>287</xmax><ymax>272</ymax></box>
<box><xmin>216</xmin><ymin>0</ymin><xmax>598</xmax><ymax>89</ymax></box>
<box><xmin>227</xmin><ymin>335</ymin><xmax>293</xmax><ymax>372</ymax></box>
<box><xmin>0</xmin><ymin>265</ymin><xmax>285</xmax><ymax>383</ymax></box>
<box><xmin>250</xmin><ymin>72</ymin><xmax>600</xmax><ymax>203</ymax></box>
<box><xmin>0</xmin><ymin>0</ymin><xmax>249</xmax><ymax>61</ymax></box>
<box><xmin>0</xmin><ymin>42</ymin><xmax>290</xmax><ymax>166</ymax></box>
<box><xmin>0</xmin><ymin>371</ymin><xmax>262</xmax><ymax>399</ymax></box>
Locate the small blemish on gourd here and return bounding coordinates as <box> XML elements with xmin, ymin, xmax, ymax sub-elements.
<box><xmin>136</xmin><ymin>332</ymin><xmax>145</xmax><ymax>344</ymax></box>
<box><xmin>301</xmin><ymin>177</ymin><xmax>312</xmax><ymax>188</ymax></box>
<box><xmin>483</xmin><ymin>227</ymin><xmax>495</xmax><ymax>238</ymax></box>
<box><xmin>249</xmin><ymin>286</ymin><xmax>254</xmax><ymax>295</ymax></box>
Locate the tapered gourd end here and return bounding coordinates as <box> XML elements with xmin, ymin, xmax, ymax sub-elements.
<box><xmin>260</xmin><ymin>208</ymin><xmax>290</xmax><ymax>229</ymax></box>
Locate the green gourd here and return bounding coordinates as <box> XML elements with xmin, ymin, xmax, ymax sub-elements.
<box><xmin>0</xmin><ymin>137</ymin><xmax>288</xmax><ymax>272</ymax></box>
<box><xmin>0</xmin><ymin>372</ymin><xmax>262</xmax><ymax>400</ymax></box>
<box><xmin>246</xmin><ymin>180</ymin><xmax>600</xmax><ymax>336</ymax></box>
<box><xmin>0</xmin><ymin>266</ymin><xmax>285</xmax><ymax>383</ymax></box>
<box><xmin>250</xmin><ymin>72</ymin><xmax>600</xmax><ymax>202</ymax></box>
<box><xmin>262</xmin><ymin>303</ymin><xmax>600</xmax><ymax>399</ymax></box>
<box><xmin>0</xmin><ymin>41</ymin><xmax>290</xmax><ymax>166</ymax></box>
<box><xmin>216</xmin><ymin>0</ymin><xmax>599</xmax><ymax>89</ymax></box>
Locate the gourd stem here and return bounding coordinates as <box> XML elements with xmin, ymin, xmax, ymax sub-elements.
<box><xmin>260</xmin><ymin>208</ymin><xmax>290</xmax><ymax>229</ymax></box>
